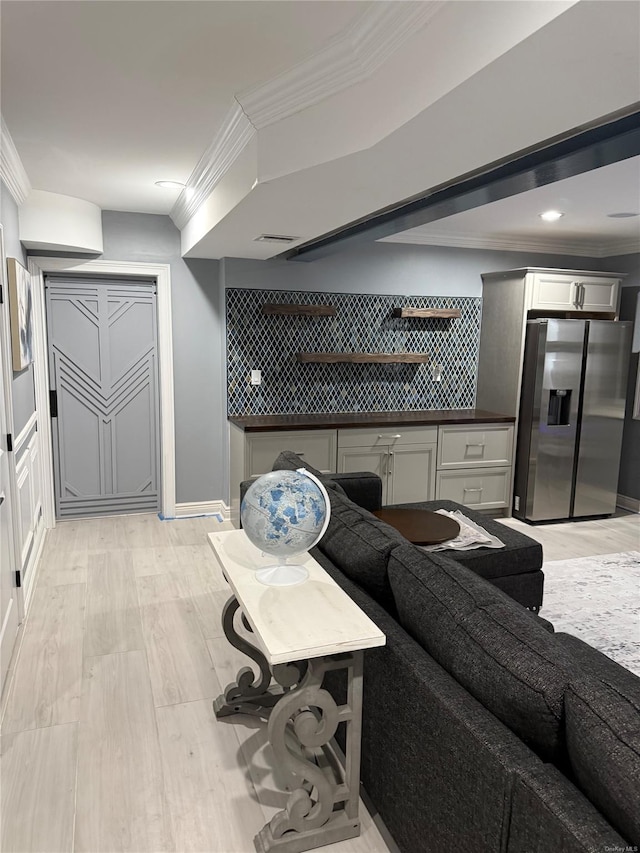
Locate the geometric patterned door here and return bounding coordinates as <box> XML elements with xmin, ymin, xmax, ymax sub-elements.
<box><xmin>45</xmin><ymin>277</ymin><xmax>160</xmax><ymax>518</ymax></box>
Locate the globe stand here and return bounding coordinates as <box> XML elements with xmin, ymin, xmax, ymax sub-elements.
<box><xmin>256</xmin><ymin>557</ymin><xmax>309</xmax><ymax>587</ymax></box>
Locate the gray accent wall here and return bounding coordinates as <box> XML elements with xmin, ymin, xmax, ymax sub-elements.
<box><xmin>611</xmin><ymin>254</ymin><xmax>640</xmax><ymax>501</ymax></box>
<box><xmin>1</xmin><ymin>180</ymin><xmax>36</xmax><ymax>437</ymax></box>
<box><xmin>100</xmin><ymin>212</ymin><xmax>224</xmax><ymax>505</ymax></box>
<box><xmin>221</xmin><ymin>243</ymin><xmax>609</xmax><ymax>298</ymax></box>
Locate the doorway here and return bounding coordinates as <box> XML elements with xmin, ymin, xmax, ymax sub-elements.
<box><xmin>28</xmin><ymin>257</ymin><xmax>175</xmax><ymax>527</ymax></box>
<box><xmin>45</xmin><ymin>276</ymin><xmax>161</xmax><ymax>518</ymax></box>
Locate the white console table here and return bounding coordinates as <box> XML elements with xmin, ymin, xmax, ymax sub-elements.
<box><xmin>207</xmin><ymin>530</ymin><xmax>385</xmax><ymax>853</ymax></box>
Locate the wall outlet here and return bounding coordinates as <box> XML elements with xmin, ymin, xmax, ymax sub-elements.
<box><xmin>250</xmin><ymin>369</ymin><xmax>262</xmax><ymax>385</ymax></box>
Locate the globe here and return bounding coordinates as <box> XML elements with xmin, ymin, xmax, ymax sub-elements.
<box><xmin>240</xmin><ymin>468</ymin><xmax>331</xmax><ymax>586</ymax></box>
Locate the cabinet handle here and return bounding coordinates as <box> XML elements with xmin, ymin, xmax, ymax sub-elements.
<box><xmin>572</xmin><ymin>281</ymin><xmax>580</xmax><ymax>308</ymax></box>
<box><xmin>465</xmin><ymin>442</ymin><xmax>485</xmax><ymax>448</ymax></box>
<box><xmin>293</xmin><ymin>452</ymin><xmax>305</xmax><ymax>457</ymax></box>
<box><xmin>379</xmin><ymin>434</ymin><xmax>402</xmax><ymax>440</ymax></box>
<box><xmin>463</xmin><ymin>487</ymin><xmax>483</xmax><ymax>493</ymax></box>
<box><xmin>388</xmin><ymin>451</ymin><xmax>394</xmax><ymax>475</ymax></box>
<box><xmin>579</xmin><ymin>282</ymin><xmax>586</xmax><ymax>308</ymax></box>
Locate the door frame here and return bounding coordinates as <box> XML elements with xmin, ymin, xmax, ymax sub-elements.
<box><xmin>28</xmin><ymin>257</ymin><xmax>176</xmax><ymax>527</ymax></box>
<box><xmin>0</xmin><ymin>223</ymin><xmax>24</xmax><ymax>629</ymax></box>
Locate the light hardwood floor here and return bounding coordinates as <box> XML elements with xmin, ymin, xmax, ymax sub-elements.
<box><xmin>0</xmin><ymin>514</ymin><xmax>392</xmax><ymax>853</ymax></box>
<box><xmin>1</xmin><ymin>511</ymin><xmax>638</xmax><ymax>853</ymax></box>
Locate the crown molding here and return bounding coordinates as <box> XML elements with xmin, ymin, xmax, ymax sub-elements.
<box><xmin>381</xmin><ymin>229</ymin><xmax>640</xmax><ymax>258</ymax></box>
<box><xmin>171</xmin><ymin>103</ymin><xmax>255</xmax><ymax>230</ymax></box>
<box><xmin>0</xmin><ymin>116</ymin><xmax>31</xmax><ymax>204</ymax></box>
<box><xmin>172</xmin><ymin>2</ymin><xmax>445</xmax><ymax>230</ymax></box>
<box><xmin>601</xmin><ymin>237</ymin><xmax>640</xmax><ymax>257</ymax></box>
<box><xmin>237</xmin><ymin>1</ymin><xmax>445</xmax><ymax>130</ymax></box>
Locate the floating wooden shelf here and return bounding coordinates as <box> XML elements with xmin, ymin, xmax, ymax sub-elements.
<box><xmin>262</xmin><ymin>304</ymin><xmax>336</xmax><ymax>316</ymax></box>
<box><xmin>296</xmin><ymin>352</ymin><xmax>428</xmax><ymax>364</ymax></box>
<box><xmin>393</xmin><ymin>307</ymin><xmax>461</xmax><ymax>319</ymax></box>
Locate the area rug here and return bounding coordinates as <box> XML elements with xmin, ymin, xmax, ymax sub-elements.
<box><xmin>540</xmin><ymin>551</ymin><xmax>640</xmax><ymax>675</ymax></box>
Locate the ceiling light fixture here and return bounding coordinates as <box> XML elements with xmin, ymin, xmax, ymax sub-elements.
<box><xmin>539</xmin><ymin>210</ymin><xmax>564</xmax><ymax>222</ymax></box>
<box><xmin>154</xmin><ymin>180</ymin><xmax>185</xmax><ymax>189</ymax></box>
<box><xmin>607</xmin><ymin>211</ymin><xmax>640</xmax><ymax>218</ymax></box>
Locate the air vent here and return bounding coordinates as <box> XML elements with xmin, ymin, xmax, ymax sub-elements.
<box><xmin>254</xmin><ymin>234</ymin><xmax>299</xmax><ymax>243</ymax></box>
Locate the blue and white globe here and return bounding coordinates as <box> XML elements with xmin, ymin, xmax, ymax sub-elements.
<box><xmin>241</xmin><ymin>468</ymin><xmax>331</xmax><ymax>586</ymax></box>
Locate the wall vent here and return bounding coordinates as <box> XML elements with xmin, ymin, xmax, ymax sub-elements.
<box><xmin>253</xmin><ymin>234</ymin><xmax>299</xmax><ymax>243</ymax></box>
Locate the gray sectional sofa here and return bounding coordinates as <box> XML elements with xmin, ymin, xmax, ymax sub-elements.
<box><xmin>247</xmin><ymin>452</ymin><xmax>640</xmax><ymax>853</ymax></box>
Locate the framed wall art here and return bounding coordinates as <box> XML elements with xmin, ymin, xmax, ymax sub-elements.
<box><xmin>7</xmin><ymin>257</ymin><xmax>33</xmax><ymax>370</ymax></box>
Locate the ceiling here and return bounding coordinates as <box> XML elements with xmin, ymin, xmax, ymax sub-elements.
<box><xmin>2</xmin><ymin>0</ymin><xmax>639</xmax><ymax>261</ymax></box>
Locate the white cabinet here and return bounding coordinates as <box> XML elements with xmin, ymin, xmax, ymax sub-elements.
<box><xmin>337</xmin><ymin>426</ymin><xmax>437</xmax><ymax>505</ymax></box>
<box><xmin>530</xmin><ymin>272</ymin><xmax>619</xmax><ymax>313</ymax></box>
<box><xmin>244</xmin><ymin>429</ymin><xmax>337</xmax><ymax>479</ymax></box>
<box><xmin>435</xmin><ymin>424</ymin><xmax>513</xmax><ymax>511</ymax></box>
<box><xmin>229</xmin><ymin>424</ymin><xmax>337</xmax><ymax>524</ymax></box>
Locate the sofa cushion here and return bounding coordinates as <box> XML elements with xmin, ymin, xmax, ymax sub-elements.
<box><xmin>565</xmin><ymin>677</ymin><xmax>640</xmax><ymax>846</ymax></box>
<box><xmin>388</xmin><ymin>543</ymin><xmax>573</xmax><ymax>762</ymax></box>
<box><xmin>317</xmin><ymin>489</ymin><xmax>405</xmax><ymax>612</ymax></box>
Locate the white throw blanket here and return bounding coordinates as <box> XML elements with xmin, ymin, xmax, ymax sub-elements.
<box><xmin>422</xmin><ymin>509</ymin><xmax>505</xmax><ymax>551</ymax></box>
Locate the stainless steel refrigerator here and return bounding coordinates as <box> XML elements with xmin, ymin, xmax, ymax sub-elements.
<box><xmin>513</xmin><ymin>319</ymin><xmax>632</xmax><ymax>522</ymax></box>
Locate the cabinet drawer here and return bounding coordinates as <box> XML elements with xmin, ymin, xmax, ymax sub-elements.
<box><xmin>246</xmin><ymin>430</ymin><xmax>337</xmax><ymax>478</ymax></box>
<box><xmin>437</xmin><ymin>424</ymin><xmax>514</xmax><ymax>469</ymax></box>
<box><xmin>338</xmin><ymin>425</ymin><xmax>438</xmax><ymax>449</ymax></box>
<box><xmin>435</xmin><ymin>467</ymin><xmax>511</xmax><ymax>510</ymax></box>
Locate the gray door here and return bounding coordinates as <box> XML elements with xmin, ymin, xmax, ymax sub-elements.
<box><xmin>573</xmin><ymin>320</ymin><xmax>632</xmax><ymax>518</ymax></box>
<box><xmin>46</xmin><ymin>277</ymin><xmax>160</xmax><ymax>518</ymax></box>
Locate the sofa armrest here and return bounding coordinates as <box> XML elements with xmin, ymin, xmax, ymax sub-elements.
<box><xmin>326</xmin><ymin>472</ymin><xmax>382</xmax><ymax>512</ymax></box>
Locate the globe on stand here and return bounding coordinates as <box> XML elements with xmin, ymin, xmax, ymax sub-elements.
<box><xmin>240</xmin><ymin>468</ymin><xmax>331</xmax><ymax>586</ymax></box>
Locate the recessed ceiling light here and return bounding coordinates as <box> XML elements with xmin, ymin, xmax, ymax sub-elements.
<box><xmin>607</xmin><ymin>211</ymin><xmax>640</xmax><ymax>218</ymax></box>
<box><xmin>254</xmin><ymin>234</ymin><xmax>299</xmax><ymax>243</ymax></box>
<box><xmin>539</xmin><ymin>210</ymin><xmax>564</xmax><ymax>222</ymax></box>
<box><xmin>154</xmin><ymin>180</ymin><xmax>185</xmax><ymax>189</ymax></box>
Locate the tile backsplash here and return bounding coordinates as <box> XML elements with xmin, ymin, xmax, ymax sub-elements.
<box><xmin>226</xmin><ymin>288</ymin><xmax>481</xmax><ymax>415</ymax></box>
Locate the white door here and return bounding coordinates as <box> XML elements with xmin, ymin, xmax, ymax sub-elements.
<box><xmin>0</xmin><ymin>300</ymin><xmax>19</xmax><ymax>695</ymax></box>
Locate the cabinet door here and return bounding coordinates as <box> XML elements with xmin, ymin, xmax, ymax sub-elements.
<box><xmin>437</xmin><ymin>424</ymin><xmax>514</xmax><ymax>469</ymax></box>
<box><xmin>576</xmin><ymin>278</ymin><xmax>619</xmax><ymax>312</ymax></box>
<box><xmin>530</xmin><ymin>274</ymin><xmax>581</xmax><ymax>310</ymax></box>
<box><xmin>530</xmin><ymin>273</ymin><xmax>620</xmax><ymax>313</ymax></box>
<box><xmin>387</xmin><ymin>443</ymin><xmax>436</xmax><ymax>505</ymax></box>
<box><xmin>337</xmin><ymin>447</ymin><xmax>388</xmax><ymax>502</ymax></box>
<box><xmin>246</xmin><ymin>429</ymin><xmax>337</xmax><ymax>479</ymax></box>
<box><xmin>435</xmin><ymin>467</ymin><xmax>511</xmax><ymax>510</ymax></box>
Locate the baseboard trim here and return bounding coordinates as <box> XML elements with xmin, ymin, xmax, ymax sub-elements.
<box><xmin>173</xmin><ymin>500</ymin><xmax>230</xmax><ymax>521</ymax></box>
<box><xmin>616</xmin><ymin>493</ymin><xmax>640</xmax><ymax>513</ymax></box>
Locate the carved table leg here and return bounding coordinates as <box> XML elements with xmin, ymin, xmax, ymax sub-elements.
<box><xmin>213</xmin><ymin>596</ymin><xmax>281</xmax><ymax>718</ymax></box>
<box><xmin>255</xmin><ymin>651</ymin><xmax>364</xmax><ymax>853</ymax></box>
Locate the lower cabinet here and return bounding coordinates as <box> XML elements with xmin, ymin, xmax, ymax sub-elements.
<box><xmin>337</xmin><ymin>427</ymin><xmax>437</xmax><ymax>505</ymax></box>
<box><xmin>229</xmin><ymin>424</ymin><xmax>338</xmax><ymax>524</ymax></box>
<box><xmin>435</xmin><ymin>424</ymin><xmax>514</xmax><ymax>512</ymax></box>
<box><xmin>229</xmin><ymin>420</ymin><xmax>514</xmax><ymax>524</ymax></box>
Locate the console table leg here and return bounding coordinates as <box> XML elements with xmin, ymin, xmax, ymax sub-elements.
<box><xmin>255</xmin><ymin>651</ymin><xmax>363</xmax><ymax>853</ymax></box>
<box><xmin>213</xmin><ymin>596</ymin><xmax>278</xmax><ymax>718</ymax></box>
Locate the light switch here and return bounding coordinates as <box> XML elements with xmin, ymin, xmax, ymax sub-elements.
<box><xmin>251</xmin><ymin>369</ymin><xmax>262</xmax><ymax>385</ymax></box>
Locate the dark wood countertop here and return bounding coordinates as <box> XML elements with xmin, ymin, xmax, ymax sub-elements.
<box><xmin>229</xmin><ymin>409</ymin><xmax>515</xmax><ymax>432</ymax></box>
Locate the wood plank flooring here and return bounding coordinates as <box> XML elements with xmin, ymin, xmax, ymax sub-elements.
<box><xmin>0</xmin><ymin>514</ymin><xmax>392</xmax><ymax>853</ymax></box>
<box><xmin>1</xmin><ymin>510</ymin><xmax>637</xmax><ymax>852</ymax></box>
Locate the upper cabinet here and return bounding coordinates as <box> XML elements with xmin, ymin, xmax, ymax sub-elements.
<box><xmin>476</xmin><ymin>267</ymin><xmax>625</xmax><ymax>419</ymax></box>
<box><xmin>529</xmin><ymin>271</ymin><xmax>620</xmax><ymax>313</ymax></box>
